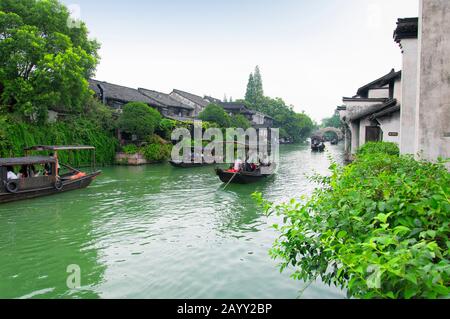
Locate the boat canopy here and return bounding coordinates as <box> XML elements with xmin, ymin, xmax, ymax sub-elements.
<box><xmin>24</xmin><ymin>145</ymin><xmax>96</xmax><ymax>151</ymax></box>
<box><xmin>0</xmin><ymin>156</ymin><xmax>56</xmax><ymax>167</ymax></box>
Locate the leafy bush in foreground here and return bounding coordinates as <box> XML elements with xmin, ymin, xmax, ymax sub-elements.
<box><xmin>358</xmin><ymin>142</ymin><xmax>400</xmax><ymax>157</ymax></box>
<box><xmin>256</xmin><ymin>150</ymin><xmax>449</xmax><ymax>299</ymax></box>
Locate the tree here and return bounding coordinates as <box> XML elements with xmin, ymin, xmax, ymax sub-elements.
<box><xmin>117</xmin><ymin>102</ymin><xmax>162</xmax><ymax>140</ymax></box>
<box><xmin>245</xmin><ymin>73</ymin><xmax>256</xmax><ymax>104</ymax></box>
<box><xmin>0</xmin><ymin>0</ymin><xmax>100</xmax><ymax>122</ymax></box>
<box><xmin>322</xmin><ymin>112</ymin><xmax>342</xmax><ymax>128</ymax></box>
<box><xmin>253</xmin><ymin>65</ymin><xmax>264</xmax><ymax>99</ymax></box>
<box><xmin>199</xmin><ymin>103</ymin><xmax>231</xmax><ymax>128</ymax></box>
<box><xmin>230</xmin><ymin>114</ymin><xmax>251</xmax><ymax>129</ymax></box>
<box><xmin>245</xmin><ymin>66</ymin><xmax>264</xmax><ymax>105</ymax></box>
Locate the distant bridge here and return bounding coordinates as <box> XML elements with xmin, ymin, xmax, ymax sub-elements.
<box><xmin>312</xmin><ymin>127</ymin><xmax>344</xmax><ymax>140</ymax></box>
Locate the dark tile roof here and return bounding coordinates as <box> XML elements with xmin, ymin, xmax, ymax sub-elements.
<box><xmin>350</xmin><ymin>99</ymin><xmax>398</xmax><ymax>121</ymax></box>
<box><xmin>221</xmin><ymin>102</ymin><xmax>250</xmax><ymax>112</ymax></box>
<box><xmin>172</xmin><ymin>89</ymin><xmax>209</xmax><ymax>108</ymax></box>
<box><xmin>370</xmin><ymin>104</ymin><xmax>401</xmax><ymax>120</ymax></box>
<box><xmin>89</xmin><ymin>79</ymin><xmax>158</xmax><ymax>106</ymax></box>
<box><xmin>204</xmin><ymin>96</ymin><xmax>222</xmax><ymax>104</ymax></box>
<box><xmin>357</xmin><ymin>69</ymin><xmax>402</xmax><ymax>96</ymax></box>
<box><xmin>394</xmin><ymin>17</ymin><xmax>418</xmax><ymax>43</ymax></box>
<box><xmin>138</xmin><ymin>88</ymin><xmax>194</xmax><ymax>110</ymax></box>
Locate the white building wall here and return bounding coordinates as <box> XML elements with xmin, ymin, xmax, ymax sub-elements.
<box><xmin>359</xmin><ymin>118</ymin><xmax>372</xmax><ymax>146</ymax></box>
<box><xmin>379</xmin><ymin>112</ymin><xmax>401</xmax><ymax>144</ymax></box>
<box><xmin>169</xmin><ymin>92</ymin><xmax>204</xmax><ymax>117</ymax></box>
<box><xmin>399</xmin><ymin>38</ymin><xmax>418</xmax><ymax>155</ymax></box>
<box><xmin>416</xmin><ymin>0</ymin><xmax>450</xmax><ymax>165</ymax></box>
<box><xmin>350</xmin><ymin>121</ymin><xmax>360</xmax><ymax>154</ymax></box>
<box><xmin>368</xmin><ymin>88</ymin><xmax>389</xmax><ymax>99</ymax></box>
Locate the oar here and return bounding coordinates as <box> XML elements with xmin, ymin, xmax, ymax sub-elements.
<box><xmin>223</xmin><ymin>170</ymin><xmax>239</xmax><ymax>190</ymax></box>
<box><xmin>60</xmin><ymin>163</ymin><xmax>82</xmax><ymax>174</ymax></box>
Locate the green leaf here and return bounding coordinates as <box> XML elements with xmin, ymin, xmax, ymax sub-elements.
<box><xmin>337</xmin><ymin>230</ymin><xmax>347</xmax><ymax>239</ymax></box>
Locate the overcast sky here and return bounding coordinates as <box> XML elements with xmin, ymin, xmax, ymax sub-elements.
<box><xmin>62</xmin><ymin>0</ymin><xmax>419</xmax><ymax>122</ymax></box>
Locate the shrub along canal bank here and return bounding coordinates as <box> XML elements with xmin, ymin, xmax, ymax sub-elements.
<box><xmin>258</xmin><ymin>142</ymin><xmax>450</xmax><ymax>299</ymax></box>
<box><xmin>0</xmin><ymin>143</ymin><xmax>346</xmax><ymax>299</ymax></box>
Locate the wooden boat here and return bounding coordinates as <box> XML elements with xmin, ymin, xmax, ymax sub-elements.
<box><xmin>215</xmin><ymin>165</ymin><xmax>276</xmax><ymax>185</ymax></box>
<box><xmin>311</xmin><ymin>136</ymin><xmax>326</xmax><ymax>152</ymax></box>
<box><xmin>0</xmin><ymin>145</ymin><xmax>101</xmax><ymax>204</ymax></box>
<box><xmin>169</xmin><ymin>160</ymin><xmax>214</xmax><ymax>168</ymax></box>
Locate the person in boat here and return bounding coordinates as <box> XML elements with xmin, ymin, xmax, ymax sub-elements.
<box><xmin>17</xmin><ymin>165</ymin><xmax>29</xmax><ymax>179</ymax></box>
<box><xmin>30</xmin><ymin>165</ymin><xmax>40</xmax><ymax>177</ymax></box>
<box><xmin>44</xmin><ymin>153</ymin><xmax>60</xmax><ymax>176</ymax></box>
<box><xmin>233</xmin><ymin>158</ymin><xmax>243</xmax><ymax>172</ymax></box>
<box><xmin>6</xmin><ymin>166</ymin><xmax>18</xmax><ymax>180</ymax></box>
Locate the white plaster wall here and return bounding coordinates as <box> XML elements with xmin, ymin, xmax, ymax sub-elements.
<box><xmin>252</xmin><ymin>112</ymin><xmax>265</xmax><ymax>125</ymax></box>
<box><xmin>393</xmin><ymin>79</ymin><xmax>402</xmax><ymax>103</ymax></box>
<box><xmin>350</xmin><ymin>121</ymin><xmax>360</xmax><ymax>154</ymax></box>
<box><xmin>359</xmin><ymin>117</ymin><xmax>372</xmax><ymax>146</ymax></box>
<box><xmin>379</xmin><ymin>111</ymin><xmax>401</xmax><ymax>144</ymax></box>
<box><xmin>368</xmin><ymin>88</ymin><xmax>389</xmax><ymax>99</ymax></box>
<box><xmin>416</xmin><ymin>0</ymin><xmax>450</xmax><ymax>164</ymax></box>
<box><xmin>399</xmin><ymin>38</ymin><xmax>418</xmax><ymax>155</ymax></box>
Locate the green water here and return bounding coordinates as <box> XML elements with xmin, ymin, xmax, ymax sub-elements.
<box><xmin>0</xmin><ymin>144</ymin><xmax>346</xmax><ymax>299</ymax></box>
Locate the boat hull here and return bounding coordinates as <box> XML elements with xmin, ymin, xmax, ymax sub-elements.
<box><xmin>169</xmin><ymin>161</ymin><xmax>213</xmax><ymax>168</ymax></box>
<box><xmin>311</xmin><ymin>144</ymin><xmax>326</xmax><ymax>152</ymax></box>
<box><xmin>0</xmin><ymin>171</ymin><xmax>101</xmax><ymax>204</ymax></box>
<box><xmin>215</xmin><ymin>168</ymin><xmax>273</xmax><ymax>184</ymax></box>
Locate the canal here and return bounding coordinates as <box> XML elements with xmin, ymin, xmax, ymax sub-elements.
<box><xmin>0</xmin><ymin>143</ymin><xmax>346</xmax><ymax>299</ymax></box>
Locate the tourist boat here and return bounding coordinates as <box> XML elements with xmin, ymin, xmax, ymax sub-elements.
<box><xmin>169</xmin><ymin>160</ymin><xmax>214</xmax><ymax>168</ymax></box>
<box><xmin>311</xmin><ymin>136</ymin><xmax>326</xmax><ymax>152</ymax></box>
<box><xmin>0</xmin><ymin>145</ymin><xmax>101</xmax><ymax>204</ymax></box>
<box><xmin>215</xmin><ymin>164</ymin><xmax>276</xmax><ymax>185</ymax></box>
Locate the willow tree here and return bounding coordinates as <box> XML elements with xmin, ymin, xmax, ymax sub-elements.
<box><xmin>0</xmin><ymin>0</ymin><xmax>100</xmax><ymax>123</ymax></box>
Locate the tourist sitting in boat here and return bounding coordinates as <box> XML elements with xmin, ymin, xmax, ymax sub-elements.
<box><xmin>6</xmin><ymin>166</ymin><xmax>18</xmax><ymax>180</ymax></box>
<box><xmin>30</xmin><ymin>165</ymin><xmax>40</xmax><ymax>177</ymax></box>
<box><xmin>17</xmin><ymin>165</ymin><xmax>29</xmax><ymax>179</ymax></box>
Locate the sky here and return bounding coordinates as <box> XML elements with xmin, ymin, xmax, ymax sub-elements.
<box><xmin>61</xmin><ymin>0</ymin><xmax>419</xmax><ymax>122</ymax></box>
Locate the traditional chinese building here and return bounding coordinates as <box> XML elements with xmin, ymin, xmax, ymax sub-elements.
<box><xmin>138</xmin><ymin>88</ymin><xmax>194</xmax><ymax>121</ymax></box>
<box><xmin>339</xmin><ymin>69</ymin><xmax>402</xmax><ymax>157</ymax></box>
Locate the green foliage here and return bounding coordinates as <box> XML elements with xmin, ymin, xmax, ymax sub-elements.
<box><xmin>198</xmin><ymin>103</ymin><xmax>231</xmax><ymax>128</ymax></box>
<box><xmin>83</xmin><ymin>97</ymin><xmax>115</xmax><ymax>132</ymax></box>
<box><xmin>230</xmin><ymin>114</ymin><xmax>251</xmax><ymax>129</ymax></box>
<box><xmin>158</xmin><ymin>118</ymin><xmax>177</xmax><ymax>140</ymax></box>
<box><xmin>358</xmin><ymin>142</ymin><xmax>400</xmax><ymax>157</ymax></box>
<box><xmin>117</xmin><ymin>102</ymin><xmax>162</xmax><ymax>140</ymax></box>
<box><xmin>256</xmin><ymin>149</ymin><xmax>450</xmax><ymax>299</ymax></box>
<box><xmin>0</xmin><ymin>116</ymin><xmax>118</xmax><ymax>165</ymax></box>
<box><xmin>122</xmin><ymin>144</ymin><xmax>138</xmax><ymax>155</ymax></box>
<box><xmin>322</xmin><ymin>113</ymin><xmax>342</xmax><ymax>129</ymax></box>
<box><xmin>245</xmin><ymin>66</ymin><xmax>264</xmax><ymax>105</ymax></box>
<box><xmin>0</xmin><ymin>0</ymin><xmax>100</xmax><ymax>122</ymax></box>
<box><xmin>142</xmin><ymin>143</ymin><xmax>172</xmax><ymax>162</ymax></box>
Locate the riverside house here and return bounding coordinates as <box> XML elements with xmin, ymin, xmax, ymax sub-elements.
<box><xmin>138</xmin><ymin>88</ymin><xmax>194</xmax><ymax>121</ymax></box>
<box><xmin>89</xmin><ymin>80</ymin><xmax>194</xmax><ymax>120</ymax></box>
<box><xmin>89</xmin><ymin>79</ymin><xmax>155</xmax><ymax>114</ymax></box>
<box><xmin>339</xmin><ymin>0</ymin><xmax>450</xmax><ymax>165</ymax></box>
<box><xmin>339</xmin><ymin>69</ymin><xmax>402</xmax><ymax>157</ymax></box>
<box><xmin>220</xmin><ymin>102</ymin><xmax>274</xmax><ymax>129</ymax></box>
<box><xmin>169</xmin><ymin>89</ymin><xmax>210</xmax><ymax>117</ymax></box>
